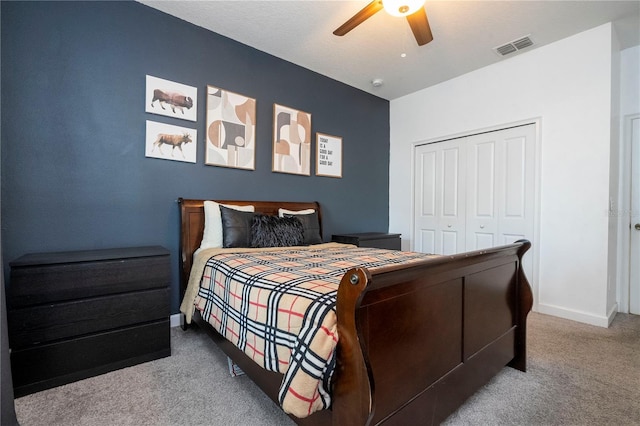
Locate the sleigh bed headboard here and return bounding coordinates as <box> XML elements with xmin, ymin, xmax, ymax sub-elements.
<box><xmin>177</xmin><ymin>198</ymin><xmax>322</xmax><ymax>297</ymax></box>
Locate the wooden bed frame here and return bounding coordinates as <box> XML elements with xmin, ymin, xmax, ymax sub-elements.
<box><xmin>178</xmin><ymin>198</ymin><xmax>533</xmax><ymax>425</ymax></box>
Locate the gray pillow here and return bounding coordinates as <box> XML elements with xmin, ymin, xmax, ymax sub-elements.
<box><xmin>283</xmin><ymin>211</ymin><xmax>322</xmax><ymax>245</ymax></box>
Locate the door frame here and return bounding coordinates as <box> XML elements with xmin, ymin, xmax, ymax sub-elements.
<box><xmin>618</xmin><ymin>113</ymin><xmax>640</xmax><ymax>313</ymax></box>
<box><xmin>410</xmin><ymin>118</ymin><xmax>542</xmax><ymax>310</ymax></box>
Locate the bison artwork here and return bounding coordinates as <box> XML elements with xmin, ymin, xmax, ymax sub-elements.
<box><xmin>150</xmin><ymin>89</ymin><xmax>194</xmax><ymax>115</ymax></box>
<box><xmin>152</xmin><ymin>133</ymin><xmax>193</xmax><ymax>158</ymax></box>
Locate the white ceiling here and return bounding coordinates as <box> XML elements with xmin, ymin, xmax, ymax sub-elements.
<box><xmin>139</xmin><ymin>0</ymin><xmax>640</xmax><ymax>100</ymax></box>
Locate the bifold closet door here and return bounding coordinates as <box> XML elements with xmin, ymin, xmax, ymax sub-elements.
<box><xmin>465</xmin><ymin>125</ymin><xmax>535</xmax><ymax>251</ymax></box>
<box><xmin>413</xmin><ymin>139</ymin><xmax>466</xmax><ymax>255</ymax></box>
<box><xmin>413</xmin><ymin>124</ymin><xmax>535</xmax><ymax>256</ymax></box>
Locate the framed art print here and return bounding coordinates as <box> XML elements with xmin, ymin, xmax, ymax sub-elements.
<box><xmin>205</xmin><ymin>85</ymin><xmax>256</xmax><ymax>170</ymax></box>
<box><xmin>145</xmin><ymin>120</ymin><xmax>197</xmax><ymax>163</ymax></box>
<box><xmin>145</xmin><ymin>75</ymin><xmax>197</xmax><ymax>122</ymax></box>
<box><xmin>272</xmin><ymin>104</ymin><xmax>311</xmax><ymax>176</ymax></box>
<box><xmin>316</xmin><ymin>133</ymin><xmax>342</xmax><ymax>178</ymax></box>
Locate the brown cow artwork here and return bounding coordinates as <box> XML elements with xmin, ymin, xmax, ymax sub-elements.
<box><xmin>145</xmin><ymin>120</ymin><xmax>197</xmax><ymax>163</ymax></box>
<box><xmin>145</xmin><ymin>75</ymin><xmax>197</xmax><ymax>122</ymax></box>
<box><xmin>152</xmin><ymin>133</ymin><xmax>193</xmax><ymax>158</ymax></box>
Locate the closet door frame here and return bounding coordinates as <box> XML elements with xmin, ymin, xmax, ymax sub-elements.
<box><xmin>411</xmin><ymin>118</ymin><xmax>541</xmax><ymax>310</ymax></box>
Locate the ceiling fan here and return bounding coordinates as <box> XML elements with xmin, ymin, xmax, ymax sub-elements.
<box><xmin>333</xmin><ymin>0</ymin><xmax>433</xmax><ymax>46</ymax></box>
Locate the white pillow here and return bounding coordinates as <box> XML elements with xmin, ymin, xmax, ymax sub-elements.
<box><xmin>278</xmin><ymin>208</ymin><xmax>315</xmax><ymax>217</ymax></box>
<box><xmin>200</xmin><ymin>201</ymin><xmax>255</xmax><ymax>250</ymax></box>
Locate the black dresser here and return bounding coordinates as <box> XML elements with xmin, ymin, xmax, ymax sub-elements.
<box><xmin>332</xmin><ymin>232</ymin><xmax>401</xmax><ymax>250</ymax></box>
<box><xmin>7</xmin><ymin>246</ymin><xmax>171</xmax><ymax>397</ymax></box>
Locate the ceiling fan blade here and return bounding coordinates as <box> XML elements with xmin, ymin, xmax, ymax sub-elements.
<box><xmin>333</xmin><ymin>0</ymin><xmax>384</xmax><ymax>36</ymax></box>
<box><xmin>406</xmin><ymin>6</ymin><xmax>433</xmax><ymax>46</ymax></box>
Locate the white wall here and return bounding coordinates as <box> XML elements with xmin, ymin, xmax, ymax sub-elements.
<box><xmin>389</xmin><ymin>23</ymin><xmax>616</xmax><ymax>326</ymax></box>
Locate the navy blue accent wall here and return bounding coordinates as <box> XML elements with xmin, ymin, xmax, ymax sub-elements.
<box><xmin>1</xmin><ymin>1</ymin><xmax>390</xmax><ymax>312</ymax></box>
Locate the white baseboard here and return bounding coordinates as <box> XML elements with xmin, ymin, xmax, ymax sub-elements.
<box><xmin>606</xmin><ymin>303</ymin><xmax>619</xmax><ymax>326</ymax></box>
<box><xmin>170</xmin><ymin>313</ymin><xmax>182</xmax><ymax>328</ymax></box>
<box><xmin>537</xmin><ymin>303</ymin><xmax>614</xmax><ymax>328</ymax></box>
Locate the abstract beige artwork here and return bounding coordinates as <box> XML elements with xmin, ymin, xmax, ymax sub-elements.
<box><xmin>272</xmin><ymin>104</ymin><xmax>312</xmax><ymax>176</ymax></box>
<box><xmin>206</xmin><ymin>85</ymin><xmax>256</xmax><ymax>170</ymax></box>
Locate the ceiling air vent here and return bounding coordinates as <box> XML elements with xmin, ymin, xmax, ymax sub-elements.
<box><xmin>494</xmin><ymin>35</ymin><xmax>534</xmax><ymax>57</ymax></box>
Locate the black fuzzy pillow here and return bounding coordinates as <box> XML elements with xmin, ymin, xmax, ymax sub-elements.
<box><xmin>250</xmin><ymin>215</ymin><xmax>304</xmax><ymax>248</ymax></box>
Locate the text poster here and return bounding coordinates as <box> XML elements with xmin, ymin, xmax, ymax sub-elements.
<box><xmin>316</xmin><ymin>133</ymin><xmax>342</xmax><ymax>178</ymax></box>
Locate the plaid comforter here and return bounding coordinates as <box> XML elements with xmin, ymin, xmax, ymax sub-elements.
<box><xmin>182</xmin><ymin>243</ymin><xmax>433</xmax><ymax>418</ymax></box>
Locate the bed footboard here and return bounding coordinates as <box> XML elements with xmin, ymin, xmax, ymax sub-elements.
<box><xmin>332</xmin><ymin>240</ymin><xmax>532</xmax><ymax>425</ymax></box>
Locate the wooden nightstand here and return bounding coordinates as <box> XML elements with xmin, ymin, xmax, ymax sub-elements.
<box><xmin>332</xmin><ymin>232</ymin><xmax>401</xmax><ymax>250</ymax></box>
<box><xmin>8</xmin><ymin>246</ymin><xmax>171</xmax><ymax>397</ymax></box>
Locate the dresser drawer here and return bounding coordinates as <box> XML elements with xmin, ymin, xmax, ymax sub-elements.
<box><xmin>8</xmin><ymin>287</ymin><xmax>170</xmax><ymax>348</ymax></box>
<box><xmin>9</xmin><ymin>247</ymin><xmax>170</xmax><ymax>307</ymax></box>
<box><xmin>11</xmin><ymin>319</ymin><xmax>170</xmax><ymax>397</ymax></box>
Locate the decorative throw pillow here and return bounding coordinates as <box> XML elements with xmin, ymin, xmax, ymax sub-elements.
<box><xmin>278</xmin><ymin>208</ymin><xmax>315</xmax><ymax>217</ymax></box>
<box><xmin>220</xmin><ymin>205</ymin><xmax>256</xmax><ymax>248</ymax></box>
<box><xmin>282</xmin><ymin>211</ymin><xmax>322</xmax><ymax>245</ymax></box>
<box><xmin>250</xmin><ymin>215</ymin><xmax>304</xmax><ymax>248</ymax></box>
<box><xmin>200</xmin><ymin>201</ymin><xmax>255</xmax><ymax>250</ymax></box>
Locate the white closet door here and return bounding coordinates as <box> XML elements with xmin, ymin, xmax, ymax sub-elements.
<box><xmin>414</xmin><ymin>140</ymin><xmax>466</xmax><ymax>254</ymax></box>
<box><xmin>499</xmin><ymin>127</ymin><xmax>536</xmax><ymax>246</ymax></box>
<box><xmin>465</xmin><ymin>135</ymin><xmax>499</xmax><ymax>250</ymax></box>
<box><xmin>465</xmin><ymin>125</ymin><xmax>535</xmax><ymax>251</ymax></box>
<box><xmin>414</xmin><ymin>124</ymin><xmax>535</xmax><ymax>256</ymax></box>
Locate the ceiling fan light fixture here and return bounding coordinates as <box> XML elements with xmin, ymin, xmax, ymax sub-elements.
<box><xmin>383</xmin><ymin>0</ymin><xmax>424</xmax><ymax>17</ymax></box>
<box><xmin>333</xmin><ymin>0</ymin><xmax>432</xmax><ymax>46</ymax></box>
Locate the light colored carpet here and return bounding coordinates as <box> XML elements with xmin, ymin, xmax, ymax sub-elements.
<box><xmin>15</xmin><ymin>326</ymin><xmax>294</xmax><ymax>426</ymax></box>
<box><xmin>15</xmin><ymin>312</ymin><xmax>640</xmax><ymax>425</ymax></box>
<box><xmin>443</xmin><ymin>312</ymin><xmax>640</xmax><ymax>426</ymax></box>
